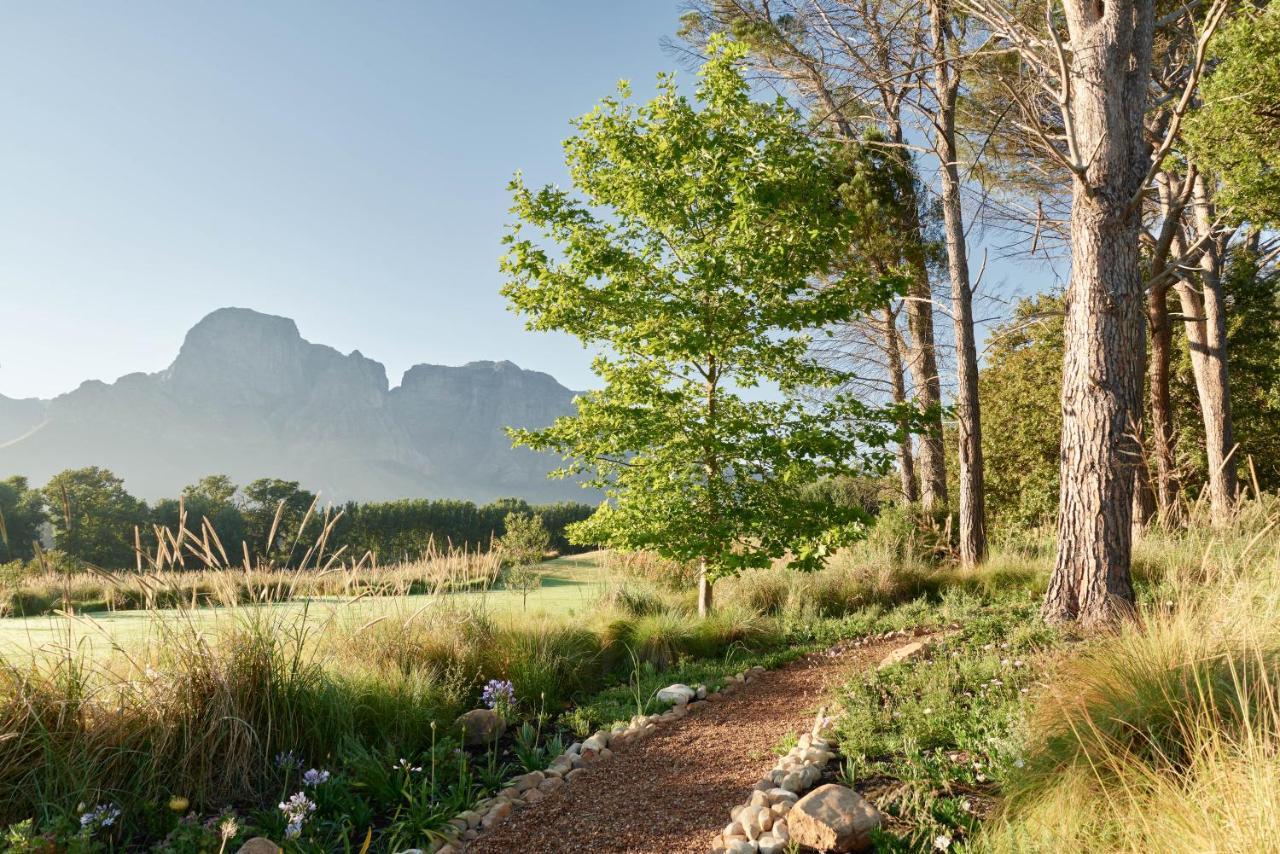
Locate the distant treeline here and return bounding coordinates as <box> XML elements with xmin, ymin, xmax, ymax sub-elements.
<box><xmin>0</xmin><ymin>467</ymin><xmax>596</xmax><ymax>571</ymax></box>
<box><xmin>330</xmin><ymin>498</ymin><xmax>595</xmax><ymax>563</ymax></box>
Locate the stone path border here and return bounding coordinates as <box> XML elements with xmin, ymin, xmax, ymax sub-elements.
<box><xmin>435</xmin><ymin>626</ymin><xmax>942</xmax><ymax>853</ymax></box>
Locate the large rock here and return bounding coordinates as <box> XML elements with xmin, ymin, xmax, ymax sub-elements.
<box><xmin>481</xmin><ymin>801</ymin><xmax>512</xmax><ymax>828</ymax></box>
<box><xmin>656</xmin><ymin>683</ymin><xmax>696</xmax><ymax>705</ymax></box>
<box><xmin>786</xmin><ymin>784</ymin><xmax>881</xmax><ymax>852</ymax></box>
<box><xmin>455</xmin><ymin>709</ymin><xmax>507</xmax><ymax>746</ymax></box>
<box><xmin>235</xmin><ymin>840</ymin><xmax>281</xmax><ymax>854</ymax></box>
<box><xmin>878</xmin><ymin>640</ymin><xmax>929</xmax><ymax>669</ymax></box>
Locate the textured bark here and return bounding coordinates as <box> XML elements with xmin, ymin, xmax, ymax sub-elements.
<box><xmin>1043</xmin><ymin>0</ymin><xmax>1153</xmax><ymax>627</ymax></box>
<box><xmin>1147</xmin><ymin>283</ymin><xmax>1179</xmax><ymax>518</ymax></box>
<box><xmin>929</xmin><ymin>0</ymin><xmax>985</xmax><ymax>567</ymax></box>
<box><xmin>1177</xmin><ymin>174</ymin><xmax>1238</xmax><ymax>524</ymax></box>
<box><xmin>884</xmin><ymin>306</ymin><xmax>918</xmax><ymax>502</ymax></box>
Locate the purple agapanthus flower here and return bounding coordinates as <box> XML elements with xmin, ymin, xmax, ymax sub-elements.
<box><xmin>482</xmin><ymin>678</ymin><xmax>516</xmax><ymax>710</ymax></box>
<box><xmin>302</xmin><ymin>768</ymin><xmax>330</xmax><ymax>786</ymax></box>
<box><xmin>79</xmin><ymin>803</ymin><xmax>121</xmax><ymax>833</ymax></box>
<box><xmin>274</xmin><ymin>750</ymin><xmax>302</xmax><ymax>771</ymax></box>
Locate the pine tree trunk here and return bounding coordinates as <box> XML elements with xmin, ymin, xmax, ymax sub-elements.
<box><xmin>1131</xmin><ymin>335</ymin><xmax>1154</xmax><ymax>532</ymax></box>
<box><xmin>1047</xmin><ymin>194</ymin><xmax>1145</xmax><ymax>626</ymax></box>
<box><xmin>884</xmin><ymin>306</ymin><xmax>918</xmax><ymax>502</ymax></box>
<box><xmin>1042</xmin><ymin>0</ymin><xmax>1153</xmax><ymax>627</ymax></box>
<box><xmin>1147</xmin><ymin>283</ymin><xmax>1179</xmax><ymax>519</ymax></box>
<box><xmin>929</xmin><ymin>0</ymin><xmax>985</xmax><ymax>567</ymax></box>
<box><xmin>1175</xmin><ymin>278</ymin><xmax>1238</xmax><ymax>523</ymax></box>
<box><xmin>902</xmin><ymin>205</ymin><xmax>948</xmax><ymax>509</ymax></box>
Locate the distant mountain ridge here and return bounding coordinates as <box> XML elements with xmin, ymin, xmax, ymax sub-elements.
<box><xmin>0</xmin><ymin>308</ymin><xmax>587</xmax><ymax>503</ymax></box>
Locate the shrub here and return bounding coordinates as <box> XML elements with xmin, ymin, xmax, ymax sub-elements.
<box><xmin>596</xmin><ymin>581</ymin><xmax>681</xmax><ymax>618</ymax></box>
<box><xmin>606</xmin><ymin>550</ymin><xmax>698</xmax><ymax>591</ymax></box>
<box><xmin>484</xmin><ymin>621</ymin><xmax>604</xmax><ymax>711</ymax></box>
<box><xmin>863</xmin><ymin>503</ymin><xmax>955</xmax><ymax>566</ymax></box>
<box><xmin>0</xmin><ymin>561</ymin><xmax>24</xmax><ymax>590</ymax></box>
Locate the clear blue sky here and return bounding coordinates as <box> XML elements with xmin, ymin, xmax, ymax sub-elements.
<box><xmin>0</xmin><ymin>2</ymin><xmax>1056</xmax><ymax>401</ymax></box>
<box><xmin>0</xmin><ymin>1</ymin><xmax>695</xmax><ymax>399</ymax></box>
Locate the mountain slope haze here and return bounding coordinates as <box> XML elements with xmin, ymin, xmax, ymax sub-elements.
<box><xmin>0</xmin><ymin>308</ymin><xmax>585</xmax><ymax>503</ymax></box>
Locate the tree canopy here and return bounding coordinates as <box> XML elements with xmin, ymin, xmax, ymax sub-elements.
<box><xmin>42</xmin><ymin>467</ymin><xmax>148</xmax><ymax>568</ymax></box>
<box><xmin>1186</xmin><ymin>4</ymin><xmax>1280</xmax><ymax>227</ymax></box>
<box><xmin>0</xmin><ymin>476</ymin><xmax>47</xmax><ymax>562</ymax></box>
<box><xmin>501</xmin><ymin>38</ymin><xmax>904</xmax><ymax>607</ymax></box>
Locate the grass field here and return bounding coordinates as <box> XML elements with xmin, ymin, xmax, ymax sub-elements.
<box><xmin>0</xmin><ymin>551</ymin><xmax>611</xmax><ymax>659</ymax></box>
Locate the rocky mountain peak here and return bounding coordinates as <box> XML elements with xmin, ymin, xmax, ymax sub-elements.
<box><xmin>0</xmin><ymin>308</ymin><xmax>585</xmax><ymax>503</ymax></box>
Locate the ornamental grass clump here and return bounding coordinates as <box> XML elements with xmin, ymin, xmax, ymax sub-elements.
<box><xmin>984</xmin><ymin>522</ymin><xmax>1280</xmax><ymax>852</ymax></box>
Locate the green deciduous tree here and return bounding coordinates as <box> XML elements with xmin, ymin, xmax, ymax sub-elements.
<box><xmin>0</xmin><ymin>476</ymin><xmax>47</xmax><ymax>562</ymax></box>
<box><xmin>501</xmin><ymin>38</ymin><xmax>902</xmax><ymax>615</ymax></box>
<box><xmin>151</xmin><ymin>475</ymin><xmax>248</xmax><ymax>563</ymax></box>
<box><xmin>977</xmin><ymin>295</ymin><xmax>1064</xmax><ymax>528</ymax></box>
<box><xmin>182</xmin><ymin>474</ymin><xmax>238</xmax><ymax>508</ymax></box>
<box><xmin>43</xmin><ymin>467</ymin><xmax>148</xmax><ymax>568</ymax></box>
<box><xmin>498</xmin><ymin>511</ymin><xmax>551</xmax><ymax>612</ymax></box>
<box><xmin>1185</xmin><ymin>4</ymin><xmax>1280</xmax><ymax>228</ymax></box>
<box><xmin>242</xmin><ymin>478</ymin><xmax>316</xmax><ymax>562</ymax></box>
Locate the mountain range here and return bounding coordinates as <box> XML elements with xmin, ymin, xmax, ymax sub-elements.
<box><xmin>0</xmin><ymin>308</ymin><xmax>587</xmax><ymax>503</ymax></box>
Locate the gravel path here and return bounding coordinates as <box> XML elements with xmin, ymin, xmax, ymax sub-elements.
<box><xmin>467</xmin><ymin>634</ymin><xmax>913</xmax><ymax>854</ymax></box>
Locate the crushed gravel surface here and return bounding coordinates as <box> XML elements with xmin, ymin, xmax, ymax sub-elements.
<box><xmin>467</xmin><ymin>635</ymin><xmax>911</xmax><ymax>854</ymax></box>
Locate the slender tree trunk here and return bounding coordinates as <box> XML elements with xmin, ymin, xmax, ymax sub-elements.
<box><xmin>1147</xmin><ymin>283</ymin><xmax>1179</xmax><ymax>519</ymax></box>
<box><xmin>929</xmin><ymin>0</ymin><xmax>985</xmax><ymax>567</ymax></box>
<box><xmin>1177</xmin><ymin>173</ymin><xmax>1238</xmax><ymax>524</ymax></box>
<box><xmin>1043</xmin><ymin>0</ymin><xmax>1153</xmax><ymax>627</ymax></box>
<box><xmin>1130</xmin><ymin>335</ymin><xmax>1154</xmax><ymax>532</ymax></box>
<box><xmin>805</xmin><ymin>64</ymin><xmax>947</xmax><ymax>508</ymax></box>
<box><xmin>697</xmin><ymin>558</ymin><xmax>713</xmax><ymax>618</ymax></box>
<box><xmin>902</xmin><ymin>205</ymin><xmax>948</xmax><ymax>509</ymax></box>
<box><xmin>888</xmin><ymin>101</ymin><xmax>946</xmax><ymax>509</ymax></box>
<box><xmin>886</xmin><ymin>50</ymin><xmax>945</xmax><ymax>511</ymax></box>
<box><xmin>884</xmin><ymin>305</ymin><xmax>918</xmax><ymax>502</ymax></box>
<box><xmin>1132</xmin><ymin>450</ymin><xmax>1157</xmax><ymax>530</ymax></box>
<box><xmin>1175</xmin><ymin>277</ymin><xmax>1238</xmax><ymax>523</ymax></box>
<box><xmin>700</xmin><ymin>355</ymin><xmax>720</xmax><ymax>619</ymax></box>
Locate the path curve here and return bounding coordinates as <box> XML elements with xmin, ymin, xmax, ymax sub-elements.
<box><xmin>467</xmin><ymin>633</ymin><xmax>921</xmax><ymax>854</ymax></box>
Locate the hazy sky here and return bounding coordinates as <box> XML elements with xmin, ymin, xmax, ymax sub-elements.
<box><xmin>0</xmin><ymin>1</ymin><xmax>700</xmax><ymax>399</ymax></box>
<box><xmin>0</xmin><ymin>2</ymin><xmax>1057</xmax><ymax>401</ymax></box>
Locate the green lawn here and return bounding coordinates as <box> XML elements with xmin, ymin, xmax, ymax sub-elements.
<box><xmin>0</xmin><ymin>551</ymin><xmax>612</xmax><ymax>660</ymax></box>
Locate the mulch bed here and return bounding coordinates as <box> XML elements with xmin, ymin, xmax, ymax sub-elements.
<box><xmin>467</xmin><ymin>636</ymin><xmax>908</xmax><ymax>854</ymax></box>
